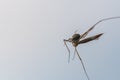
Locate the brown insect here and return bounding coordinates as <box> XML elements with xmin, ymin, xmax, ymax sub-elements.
<box><xmin>63</xmin><ymin>17</ymin><xmax>120</xmax><ymax>80</ymax></box>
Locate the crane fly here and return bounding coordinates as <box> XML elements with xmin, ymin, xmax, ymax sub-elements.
<box><xmin>63</xmin><ymin>17</ymin><xmax>120</xmax><ymax>80</ymax></box>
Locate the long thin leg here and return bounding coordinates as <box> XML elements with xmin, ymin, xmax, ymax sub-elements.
<box><xmin>81</xmin><ymin>16</ymin><xmax>120</xmax><ymax>39</ymax></box>
<box><xmin>72</xmin><ymin>49</ymin><xmax>76</xmax><ymax>60</ymax></box>
<box><xmin>64</xmin><ymin>39</ymin><xmax>71</xmax><ymax>63</ymax></box>
<box><xmin>75</xmin><ymin>47</ymin><xmax>90</xmax><ymax>80</ymax></box>
<box><xmin>81</xmin><ymin>26</ymin><xmax>95</xmax><ymax>39</ymax></box>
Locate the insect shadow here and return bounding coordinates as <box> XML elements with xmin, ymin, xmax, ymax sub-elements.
<box><xmin>63</xmin><ymin>16</ymin><xmax>120</xmax><ymax>80</ymax></box>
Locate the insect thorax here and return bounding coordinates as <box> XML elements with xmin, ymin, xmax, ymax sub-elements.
<box><xmin>72</xmin><ymin>34</ymin><xmax>80</xmax><ymax>42</ymax></box>
<box><xmin>71</xmin><ymin>34</ymin><xmax>80</xmax><ymax>47</ymax></box>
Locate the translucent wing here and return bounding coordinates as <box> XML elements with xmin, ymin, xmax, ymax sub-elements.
<box><xmin>79</xmin><ymin>33</ymin><xmax>103</xmax><ymax>44</ymax></box>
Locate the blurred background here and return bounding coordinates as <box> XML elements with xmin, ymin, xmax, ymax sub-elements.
<box><xmin>0</xmin><ymin>0</ymin><xmax>120</xmax><ymax>80</ymax></box>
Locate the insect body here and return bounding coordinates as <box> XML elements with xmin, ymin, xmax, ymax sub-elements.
<box><xmin>71</xmin><ymin>34</ymin><xmax>81</xmax><ymax>46</ymax></box>
<box><xmin>63</xmin><ymin>16</ymin><xmax>120</xmax><ymax>80</ymax></box>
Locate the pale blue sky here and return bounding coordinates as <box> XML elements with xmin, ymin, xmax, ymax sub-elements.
<box><xmin>0</xmin><ymin>0</ymin><xmax>120</xmax><ymax>80</ymax></box>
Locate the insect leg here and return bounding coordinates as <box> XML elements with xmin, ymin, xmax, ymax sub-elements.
<box><xmin>75</xmin><ymin>47</ymin><xmax>90</xmax><ymax>80</ymax></box>
<box><xmin>72</xmin><ymin>48</ymin><xmax>76</xmax><ymax>60</ymax></box>
<box><xmin>81</xmin><ymin>26</ymin><xmax>95</xmax><ymax>39</ymax></box>
<box><xmin>80</xmin><ymin>16</ymin><xmax>120</xmax><ymax>39</ymax></box>
<box><xmin>63</xmin><ymin>39</ymin><xmax>71</xmax><ymax>63</ymax></box>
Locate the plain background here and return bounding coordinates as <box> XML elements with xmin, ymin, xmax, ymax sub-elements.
<box><xmin>0</xmin><ymin>0</ymin><xmax>120</xmax><ymax>80</ymax></box>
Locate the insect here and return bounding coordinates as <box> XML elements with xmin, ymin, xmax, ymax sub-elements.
<box><xmin>63</xmin><ymin>17</ymin><xmax>120</xmax><ymax>80</ymax></box>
